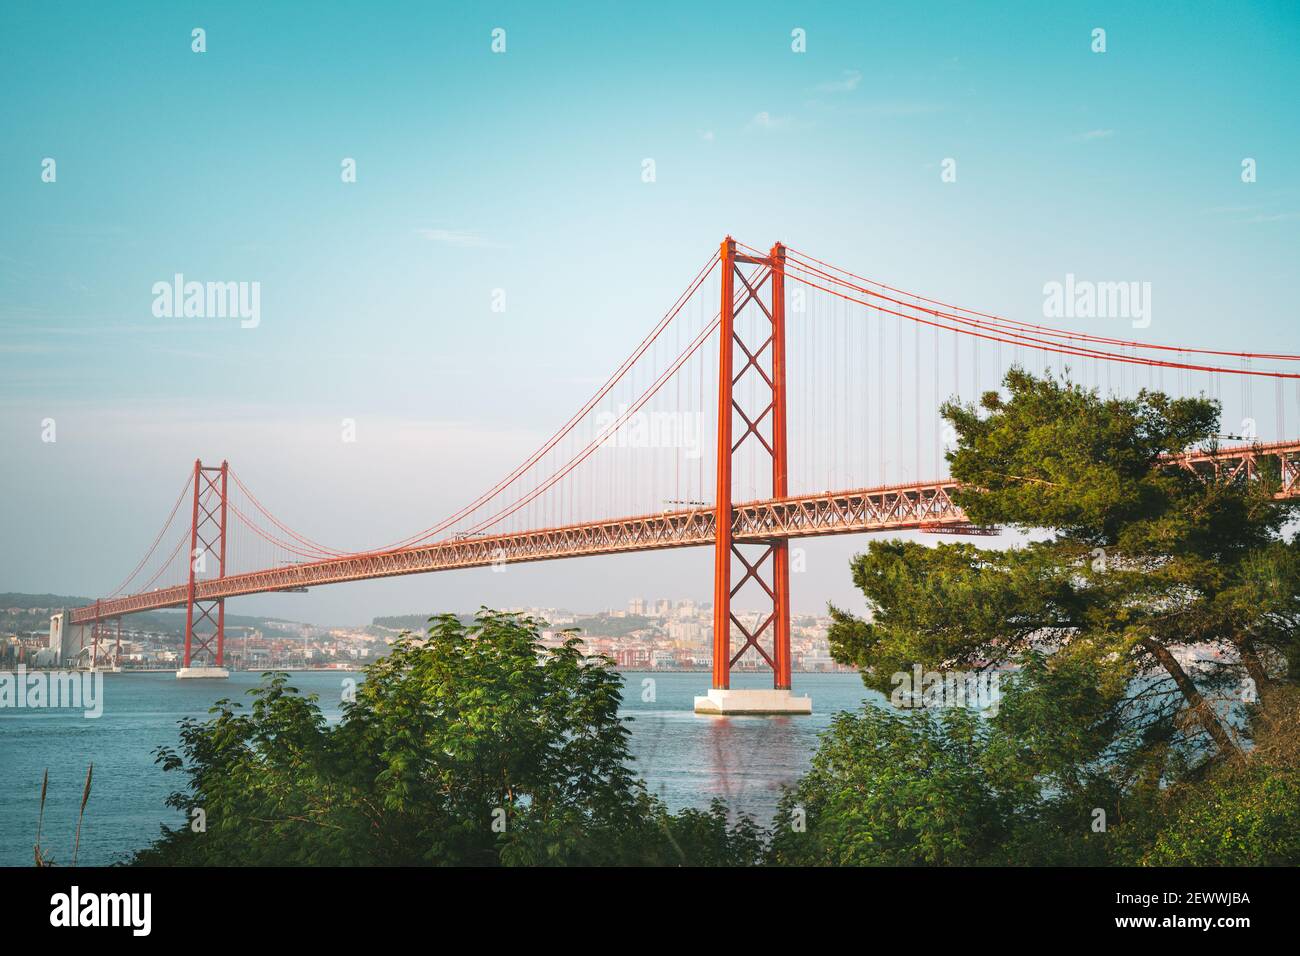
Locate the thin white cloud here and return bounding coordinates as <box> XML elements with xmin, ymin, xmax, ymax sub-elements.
<box><xmin>859</xmin><ymin>101</ymin><xmax>944</xmax><ymax>118</ymax></box>
<box><xmin>814</xmin><ymin>69</ymin><xmax>862</xmax><ymax>93</ymax></box>
<box><xmin>1200</xmin><ymin>204</ymin><xmax>1260</xmax><ymax>215</ymax></box>
<box><xmin>1239</xmin><ymin>212</ymin><xmax>1300</xmax><ymax>223</ymax></box>
<box><xmin>812</xmin><ymin>100</ymin><xmax>945</xmax><ymax>120</ymax></box>
<box><xmin>415</xmin><ymin>229</ymin><xmax>506</xmax><ymax>249</ymax></box>
<box><xmin>746</xmin><ymin>111</ymin><xmax>792</xmax><ymax>131</ymax></box>
<box><xmin>1200</xmin><ymin>202</ymin><xmax>1299</xmax><ymax>223</ymax></box>
<box><xmin>1072</xmin><ymin>129</ymin><xmax>1115</xmax><ymax>142</ymax></box>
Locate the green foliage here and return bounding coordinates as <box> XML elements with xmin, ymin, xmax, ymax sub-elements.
<box><xmin>807</xmin><ymin>370</ymin><xmax>1300</xmax><ymax>866</ymax></box>
<box><xmin>1143</xmin><ymin>688</ymin><xmax>1300</xmax><ymax>865</ymax></box>
<box><xmin>371</xmin><ymin>612</ymin><xmax>475</xmax><ymax>631</ymax></box>
<box><xmin>651</xmin><ymin>799</ymin><xmax>768</xmax><ymax>867</ymax></box>
<box><xmin>570</xmin><ymin>614</ymin><xmax>659</xmax><ymax>638</ymax></box>
<box><xmin>132</xmin><ymin>610</ymin><xmax>761</xmax><ymax>866</ymax></box>
<box><xmin>769</xmin><ymin>657</ymin><xmax>1131</xmax><ymax>866</ymax></box>
<box><xmin>1144</xmin><ymin>762</ymin><xmax>1300</xmax><ymax>865</ymax></box>
<box><xmin>831</xmin><ymin>369</ymin><xmax>1299</xmax><ymax>762</ymax></box>
<box><xmin>769</xmin><ymin>706</ymin><xmax>1013</xmax><ymax>865</ymax></box>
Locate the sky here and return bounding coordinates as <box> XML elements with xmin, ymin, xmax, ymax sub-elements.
<box><xmin>2</xmin><ymin>1</ymin><xmax>1299</xmax><ymax>625</ymax></box>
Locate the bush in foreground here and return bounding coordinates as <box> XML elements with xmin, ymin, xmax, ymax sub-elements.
<box><xmin>132</xmin><ymin>611</ymin><xmax>761</xmax><ymax>866</ymax></box>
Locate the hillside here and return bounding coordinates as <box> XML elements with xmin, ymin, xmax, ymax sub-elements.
<box><xmin>0</xmin><ymin>592</ymin><xmax>301</xmax><ymax>637</ymax></box>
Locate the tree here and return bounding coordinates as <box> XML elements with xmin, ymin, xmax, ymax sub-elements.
<box><xmin>810</xmin><ymin>370</ymin><xmax>1300</xmax><ymax>864</ymax></box>
<box><xmin>1143</xmin><ymin>686</ymin><xmax>1300</xmax><ymax>865</ymax></box>
<box><xmin>768</xmin><ymin>706</ymin><xmax>1013</xmax><ymax>865</ymax></box>
<box><xmin>769</xmin><ymin>654</ymin><xmax>1127</xmax><ymax>866</ymax></box>
<box><xmin>133</xmin><ymin>610</ymin><xmax>761</xmax><ymax>866</ymax></box>
<box><xmin>831</xmin><ymin>369</ymin><xmax>1298</xmax><ymax>761</ymax></box>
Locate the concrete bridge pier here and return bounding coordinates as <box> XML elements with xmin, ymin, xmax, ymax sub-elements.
<box><xmin>177</xmin><ymin>664</ymin><xmax>230</xmax><ymax>679</ymax></box>
<box><xmin>693</xmin><ymin>688</ymin><xmax>813</xmax><ymax>715</ymax></box>
<box><xmin>48</xmin><ymin>611</ymin><xmax>90</xmax><ymax>667</ymax></box>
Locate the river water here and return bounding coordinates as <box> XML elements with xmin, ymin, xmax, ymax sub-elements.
<box><xmin>0</xmin><ymin>670</ymin><xmax>875</xmax><ymax>866</ymax></box>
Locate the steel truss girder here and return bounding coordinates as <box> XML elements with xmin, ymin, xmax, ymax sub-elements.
<box><xmin>70</xmin><ymin>448</ymin><xmax>1300</xmax><ymax>626</ymax></box>
<box><xmin>1169</xmin><ymin>438</ymin><xmax>1300</xmax><ymax>498</ymax></box>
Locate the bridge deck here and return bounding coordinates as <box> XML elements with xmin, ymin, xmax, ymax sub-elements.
<box><xmin>69</xmin><ymin>440</ymin><xmax>1300</xmax><ymax>624</ymax></box>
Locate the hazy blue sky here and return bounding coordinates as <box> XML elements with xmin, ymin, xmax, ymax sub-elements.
<box><xmin>2</xmin><ymin>1</ymin><xmax>1298</xmax><ymax>624</ymax></box>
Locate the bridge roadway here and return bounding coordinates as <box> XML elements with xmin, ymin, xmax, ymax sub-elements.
<box><xmin>69</xmin><ymin>439</ymin><xmax>1300</xmax><ymax>625</ymax></box>
<box><xmin>69</xmin><ymin>480</ymin><xmax>968</xmax><ymax>623</ymax></box>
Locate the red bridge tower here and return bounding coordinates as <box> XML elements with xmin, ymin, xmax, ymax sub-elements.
<box><xmin>177</xmin><ymin>459</ymin><xmax>231</xmax><ymax>678</ymax></box>
<box><xmin>695</xmin><ymin>238</ymin><xmax>812</xmax><ymax>715</ymax></box>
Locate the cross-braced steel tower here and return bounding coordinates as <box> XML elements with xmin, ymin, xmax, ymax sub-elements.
<box><xmin>179</xmin><ymin>459</ymin><xmax>231</xmax><ymax>677</ymax></box>
<box><xmin>697</xmin><ymin>238</ymin><xmax>811</xmax><ymax>714</ymax></box>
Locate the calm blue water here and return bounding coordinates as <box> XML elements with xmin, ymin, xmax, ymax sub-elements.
<box><xmin>0</xmin><ymin>670</ymin><xmax>874</xmax><ymax>866</ymax></box>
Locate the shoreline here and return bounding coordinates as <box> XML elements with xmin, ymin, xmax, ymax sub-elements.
<box><xmin>7</xmin><ymin>666</ymin><xmax>856</xmax><ymax>676</ymax></box>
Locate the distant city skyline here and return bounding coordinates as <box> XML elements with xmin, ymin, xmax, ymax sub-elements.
<box><xmin>4</xmin><ymin>591</ymin><xmax>851</xmax><ymax>675</ymax></box>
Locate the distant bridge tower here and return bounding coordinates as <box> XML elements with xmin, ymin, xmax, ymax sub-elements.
<box><xmin>177</xmin><ymin>459</ymin><xmax>230</xmax><ymax>679</ymax></box>
<box><xmin>694</xmin><ymin>238</ymin><xmax>811</xmax><ymax>715</ymax></box>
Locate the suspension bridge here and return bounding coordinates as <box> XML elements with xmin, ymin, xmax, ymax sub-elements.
<box><xmin>51</xmin><ymin>238</ymin><xmax>1300</xmax><ymax>713</ymax></box>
